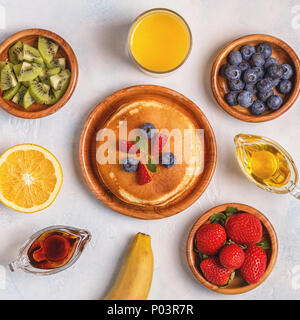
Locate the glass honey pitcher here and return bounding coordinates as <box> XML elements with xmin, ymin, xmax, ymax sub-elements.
<box><xmin>234</xmin><ymin>134</ymin><xmax>300</xmax><ymax>199</ymax></box>
<box><xmin>9</xmin><ymin>226</ymin><xmax>91</xmax><ymax>275</ymax></box>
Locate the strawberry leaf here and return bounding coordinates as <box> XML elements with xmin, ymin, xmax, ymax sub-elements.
<box><xmin>224</xmin><ymin>206</ymin><xmax>239</xmax><ymax>218</ymax></box>
<box><xmin>198</xmin><ymin>252</ymin><xmax>209</xmax><ymax>261</ymax></box>
<box><xmin>147</xmin><ymin>162</ymin><xmax>157</xmax><ymax>173</ymax></box>
<box><xmin>209</xmin><ymin>213</ymin><xmax>227</xmax><ymax>226</ymax></box>
<box><xmin>257</xmin><ymin>240</ymin><xmax>270</xmax><ymax>250</ymax></box>
<box><xmin>220</xmin><ymin>271</ymin><xmax>236</xmax><ymax>288</ymax></box>
<box><xmin>135</xmin><ymin>136</ymin><xmax>148</xmax><ymax>153</ymax></box>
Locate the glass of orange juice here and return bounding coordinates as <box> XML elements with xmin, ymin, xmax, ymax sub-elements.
<box><xmin>128</xmin><ymin>8</ymin><xmax>192</xmax><ymax>76</ymax></box>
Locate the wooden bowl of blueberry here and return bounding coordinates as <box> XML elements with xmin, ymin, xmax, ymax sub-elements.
<box><xmin>211</xmin><ymin>34</ymin><xmax>300</xmax><ymax>122</ymax></box>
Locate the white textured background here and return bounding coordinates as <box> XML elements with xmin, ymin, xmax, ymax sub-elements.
<box><xmin>0</xmin><ymin>0</ymin><xmax>300</xmax><ymax>300</ymax></box>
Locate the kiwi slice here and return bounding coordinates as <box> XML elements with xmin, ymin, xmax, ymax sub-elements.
<box><xmin>12</xmin><ymin>85</ymin><xmax>27</xmax><ymax>105</ymax></box>
<box><xmin>0</xmin><ymin>61</ymin><xmax>8</xmax><ymax>72</ymax></box>
<box><xmin>18</xmin><ymin>62</ymin><xmax>43</xmax><ymax>82</ymax></box>
<box><xmin>23</xmin><ymin>44</ymin><xmax>44</xmax><ymax>65</ymax></box>
<box><xmin>3</xmin><ymin>82</ymin><xmax>21</xmax><ymax>100</ymax></box>
<box><xmin>44</xmin><ymin>90</ymin><xmax>59</xmax><ymax>105</ymax></box>
<box><xmin>8</xmin><ymin>41</ymin><xmax>23</xmax><ymax>64</ymax></box>
<box><xmin>23</xmin><ymin>89</ymin><xmax>35</xmax><ymax>109</ymax></box>
<box><xmin>22</xmin><ymin>81</ymin><xmax>30</xmax><ymax>87</ymax></box>
<box><xmin>29</xmin><ymin>80</ymin><xmax>50</xmax><ymax>104</ymax></box>
<box><xmin>38</xmin><ymin>69</ymin><xmax>47</xmax><ymax>81</ymax></box>
<box><xmin>13</xmin><ymin>63</ymin><xmax>30</xmax><ymax>88</ymax></box>
<box><xmin>12</xmin><ymin>92</ymin><xmax>20</xmax><ymax>104</ymax></box>
<box><xmin>47</xmin><ymin>67</ymin><xmax>61</xmax><ymax>76</ymax></box>
<box><xmin>50</xmin><ymin>69</ymin><xmax>70</xmax><ymax>91</ymax></box>
<box><xmin>13</xmin><ymin>63</ymin><xmax>22</xmax><ymax>77</ymax></box>
<box><xmin>38</xmin><ymin>36</ymin><xmax>58</xmax><ymax>64</ymax></box>
<box><xmin>0</xmin><ymin>64</ymin><xmax>18</xmax><ymax>90</ymax></box>
<box><xmin>39</xmin><ymin>67</ymin><xmax>60</xmax><ymax>81</ymax></box>
<box><xmin>47</xmin><ymin>57</ymin><xmax>66</xmax><ymax>70</ymax></box>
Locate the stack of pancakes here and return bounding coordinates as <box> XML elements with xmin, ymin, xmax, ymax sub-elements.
<box><xmin>96</xmin><ymin>100</ymin><xmax>204</xmax><ymax>207</ymax></box>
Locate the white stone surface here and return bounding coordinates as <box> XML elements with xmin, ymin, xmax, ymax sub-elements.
<box><xmin>0</xmin><ymin>0</ymin><xmax>299</xmax><ymax>300</ymax></box>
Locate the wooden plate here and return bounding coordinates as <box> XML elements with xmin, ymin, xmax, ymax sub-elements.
<box><xmin>186</xmin><ymin>203</ymin><xmax>278</xmax><ymax>294</ymax></box>
<box><xmin>79</xmin><ymin>85</ymin><xmax>217</xmax><ymax>220</ymax></box>
<box><xmin>211</xmin><ymin>34</ymin><xmax>300</xmax><ymax>122</ymax></box>
<box><xmin>0</xmin><ymin>29</ymin><xmax>78</xmax><ymax>119</ymax></box>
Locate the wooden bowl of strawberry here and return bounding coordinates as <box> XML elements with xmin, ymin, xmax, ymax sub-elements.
<box><xmin>186</xmin><ymin>203</ymin><xmax>278</xmax><ymax>294</ymax></box>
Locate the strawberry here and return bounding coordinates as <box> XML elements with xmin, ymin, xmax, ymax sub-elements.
<box><xmin>137</xmin><ymin>162</ymin><xmax>152</xmax><ymax>185</ymax></box>
<box><xmin>152</xmin><ymin>133</ymin><xmax>168</xmax><ymax>155</ymax></box>
<box><xmin>225</xmin><ymin>213</ymin><xmax>262</xmax><ymax>245</ymax></box>
<box><xmin>195</xmin><ymin>224</ymin><xmax>226</xmax><ymax>255</ymax></box>
<box><xmin>200</xmin><ymin>257</ymin><xmax>234</xmax><ymax>286</ymax></box>
<box><xmin>119</xmin><ymin>140</ymin><xmax>140</xmax><ymax>154</ymax></box>
<box><xmin>219</xmin><ymin>243</ymin><xmax>245</xmax><ymax>269</ymax></box>
<box><xmin>240</xmin><ymin>244</ymin><xmax>267</xmax><ymax>284</ymax></box>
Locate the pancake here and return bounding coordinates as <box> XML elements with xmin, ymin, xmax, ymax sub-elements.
<box><xmin>96</xmin><ymin>100</ymin><xmax>204</xmax><ymax>207</ymax></box>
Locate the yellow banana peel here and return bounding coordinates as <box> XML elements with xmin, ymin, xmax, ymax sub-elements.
<box><xmin>104</xmin><ymin>232</ymin><xmax>154</xmax><ymax>300</ymax></box>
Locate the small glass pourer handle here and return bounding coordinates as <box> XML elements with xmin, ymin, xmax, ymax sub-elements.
<box><xmin>289</xmin><ymin>184</ymin><xmax>300</xmax><ymax>199</ymax></box>
<box><xmin>8</xmin><ymin>260</ymin><xmax>20</xmax><ymax>272</ymax></box>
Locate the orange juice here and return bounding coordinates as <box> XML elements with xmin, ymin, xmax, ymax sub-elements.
<box><xmin>129</xmin><ymin>9</ymin><xmax>191</xmax><ymax>73</ymax></box>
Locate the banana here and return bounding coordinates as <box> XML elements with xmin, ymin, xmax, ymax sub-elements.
<box><xmin>104</xmin><ymin>232</ymin><xmax>154</xmax><ymax>300</ymax></box>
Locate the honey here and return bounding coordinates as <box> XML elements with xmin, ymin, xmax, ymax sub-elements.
<box><xmin>238</xmin><ymin>142</ymin><xmax>290</xmax><ymax>188</ymax></box>
<box><xmin>9</xmin><ymin>226</ymin><xmax>91</xmax><ymax>275</ymax></box>
<box><xmin>28</xmin><ymin>230</ymin><xmax>79</xmax><ymax>269</ymax></box>
<box><xmin>234</xmin><ymin>134</ymin><xmax>300</xmax><ymax>198</ymax></box>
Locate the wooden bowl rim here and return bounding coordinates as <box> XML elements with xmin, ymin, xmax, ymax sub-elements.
<box><xmin>211</xmin><ymin>34</ymin><xmax>300</xmax><ymax>123</ymax></box>
<box><xmin>186</xmin><ymin>202</ymin><xmax>278</xmax><ymax>294</ymax></box>
<box><xmin>79</xmin><ymin>84</ymin><xmax>217</xmax><ymax>220</ymax></box>
<box><xmin>0</xmin><ymin>28</ymin><xmax>78</xmax><ymax>119</ymax></box>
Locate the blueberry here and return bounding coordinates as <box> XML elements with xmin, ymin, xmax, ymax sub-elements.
<box><xmin>225</xmin><ymin>91</ymin><xmax>239</xmax><ymax>106</ymax></box>
<box><xmin>264</xmin><ymin>76</ymin><xmax>280</xmax><ymax>87</ymax></box>
<box><xmin>228</xmin><ymin>79</ymin><xmax>245</xmax><ymax>91</ymax></box>
<box><xmin>240</xmin><ymin>45</ymin><xmax>256</xmax><ymax>60</ymax></box>
<box><xmin>264</xmin><ymin>57</ymin><xmax>278</xmax><ymax>69</ymax></box>
<box><xmin>257</xmin><ymin>89</ymin><xmax>274</xmax><ymax>102</ymax></box>
<box><xmin>219</xmin><ymin>63</ymin><xmax>230</xmax><ymax>77</ymax></box>
<box><xmin>256</xmin><ymin>43</ymin><xmax>272</xmax><ymax>59</ymax></box>
<box><xmin>238</xmin><ymin>62</ymin><xmax>250</xmax><ymax>72</ymax></box>
<box><xmin>162</xmin><ymin>152</ymin><xmax>176</xmax><ymax>168</ymax></box>
<box><xmin>277</xmin><ymin>79</ymin><xmax>292</xmax><ymax>94</ymax></box>
<box><xmin>237</xmin><ymin>90</ymin><xmax>253</xmax><ymax>108</ymax></box>
<box><xmin>256</xmin><ymin>78</ymin><xmax>273</xmax><ymax>93</ymax></box>
<box><xmin>227</xmin><ymin>50</ymin><xmax>242</xmax><ymax>65</ymax></box>
<box><xmin>272</xmin><ymin>78</ymin><xmax>281</xmax><ymax>87</ymax></box>
<box><xmin>281</xmin><ymin>64</ymin><xmax>293</xmax><ymax>80</ymax></box>
<box><xmin>140</xmin><ymin>123</ymin><xmax>156</xmax><ymax>139</ymax></box>
<box><xmin>224</xmin><ymin>65</ymin><xmax>241</xmax><ymax>80</ymax></box>
<box><xmin>267</xmin><ymin>95</ymin><xmax>283</xmax><ymax>111</ymax></box>
<box><xmin>122</xmin><ymin>157</ymin><xmax>138</xmax><ymax>172</ymax></box>
<box><xmin>243</xmin><ymin>68</ymin><xmax>259</xmax><ymax>84</ymax></box>
<box><xmin>251</xmin><ymin>53</ymin><xmax>265</xmax><ymax>67</ymax></box>
<box><xmin>245</xmin><ymin>83</ymin><xmax>257</xmax><ymax>94</ymax></box>
<box><xmin>253</xmin><ymin>66</ymin><xmax>265</xmax><ymax>79</ymax></box>
<box><xmin>267</xmin><ymin>63</ymin><xmax>284</xmax><ymax>79</ymax></box>
<box><xmin>250</xmin><ymin>100</ymin><xmax>266</xmax><ymax>115</ymax></box>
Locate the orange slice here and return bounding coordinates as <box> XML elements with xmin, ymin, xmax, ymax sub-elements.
<box><xmin>0</xmin><ymin>144</ymin><xmax>63</xmax><ymax>213</ymax></box>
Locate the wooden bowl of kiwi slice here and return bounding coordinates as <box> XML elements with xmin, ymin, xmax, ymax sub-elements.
<box><xmin>0</xmin><ymin>28</ymin><xmax>78</xmax><ymax>119</ymax></box>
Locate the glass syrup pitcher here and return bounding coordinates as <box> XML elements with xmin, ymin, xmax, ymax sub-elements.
<box><xmin>9</xmin><ymin>225</ymin><xmax>91</xmax><ymax>275</ymax></box>
<box><xmin>234</xmin><ymin>134</ymin><xmax>300</xmax><ymax>199</ymax></box>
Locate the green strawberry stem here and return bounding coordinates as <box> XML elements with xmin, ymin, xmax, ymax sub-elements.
<box><xmin>220</xmin><ymin>271</ymin><xmax>235</xmax><ymax>288</ymax></box>
<box><xmin>209</xmin><ymin>213</ymin><xmax>227</xmax><ymax>226</ymax></box>
<box><xmin>257</xmin><ymin>240</ymin><xmax>271</xmax><ymax>250</ymax></box>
